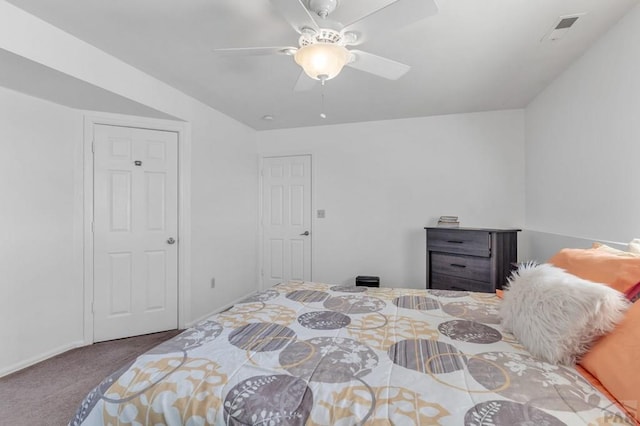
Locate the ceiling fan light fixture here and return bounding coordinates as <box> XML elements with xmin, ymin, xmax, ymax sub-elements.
<box><xmin>294</xmin><ymin>43</ymin><xmax>350</xmax><ymax>81</ymax></box>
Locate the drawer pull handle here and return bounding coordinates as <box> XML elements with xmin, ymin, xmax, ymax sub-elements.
<box><xmin>447</xmin><ymin>240</ymin><xmax>464</xmax><ymax>244</ymax></box>
<box><xmin>450</xmin><ymin>263</ymin><xmax>466</xmax><ymax>268</ymax></box>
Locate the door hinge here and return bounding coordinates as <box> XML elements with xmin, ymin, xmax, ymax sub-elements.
<box><xmin>91</xmin><ymin>139</ymin><xmax>95</xmax><ymax>153</ymax></box>
<box><xmin>91</xmin><ymin>302</ymin><xmax>94</xmax><ymax>313</ymax></box>
<box><xmin>91</xmin><ymin>221</ymin><xmax>94</xmax><ymax>232</ymax></box>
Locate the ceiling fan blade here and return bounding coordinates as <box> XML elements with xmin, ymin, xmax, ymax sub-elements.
<box><xmin>269</xmin><ymin>0</ymin><xmax>320</xmax><ymax>34</ymax></box>
<box><xmin>347</xmin><ymin>50</ymin><xmax>410</xmax><ymax>80</ymax></box>
<box><xmin>212</xmin><ymin>47</ymin><xmax>297</xmax><ymax>57</ymax></box>
<box><xmin>293</xmin><ymin>71</ymin><xmax>317</xmax><ymax>91</ymax></box>
<box><xmin>342</xmin><ymin>0</ymin><xmax>438</xmax><ymax>43</ymax></box>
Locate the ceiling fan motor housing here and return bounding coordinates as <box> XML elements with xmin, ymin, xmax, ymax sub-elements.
<box><xmin>299</xmin><ymin>28</ymin><xmax>344</xmax><ymax>47</ymax></box>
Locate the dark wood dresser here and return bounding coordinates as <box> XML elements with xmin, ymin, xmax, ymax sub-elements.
<box><xmin>425</xmin><ymin>227</ymin><xmax>520</xmax><ymax>293</ymax></box>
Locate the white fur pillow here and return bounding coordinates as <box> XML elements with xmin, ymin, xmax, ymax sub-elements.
<box><xmin>500</xmin><ymin>263</ymin><xmax>630</xmax><ymax>365</ymax></box>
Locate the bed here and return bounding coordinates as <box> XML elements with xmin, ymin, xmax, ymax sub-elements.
<box><xmin>70</xmin><ymin>281</ymin><xmax>632</xmax><ymax>425</ymax></box>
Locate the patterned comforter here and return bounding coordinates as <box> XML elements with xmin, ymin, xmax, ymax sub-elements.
<box><xmin>71</xmin><ymin>281</ymin><xmax>630</xmax><ymax>425</ymax></box>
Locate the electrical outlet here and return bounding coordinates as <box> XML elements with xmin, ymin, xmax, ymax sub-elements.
<box><xmin>210</xmin><ymin>277</ymin><xmax>216</xmax><ymax>288</ymax></box>
<box><xmin>317</xmin><ymin>209</ymin><xmax>325</xmax><ymax>219</ymax></box>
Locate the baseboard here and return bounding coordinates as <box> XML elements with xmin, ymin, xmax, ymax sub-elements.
<box><xmin>0</xmin><ymin>339</ymin><xmax>87</xmax><ymax>378</ymax></box>
<box><xmin>184</xmin><ymin>290</ymin><xmax>257</xmax><ymax>328</ymax></box>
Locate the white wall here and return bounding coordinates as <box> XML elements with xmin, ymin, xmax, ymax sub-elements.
<box><xmin>0</xmin><ymin>2</ymin><xmax>259</xmax><ymax>375</ymax></box>
<box><xmin>258</xmin><ymin>110</ymin><xmax>525</xmax><ymax>288</ymax></box>
<box><xmin>188</xmin><ymin>107</ymin><xmax>258</xmax><ymax>323</ymax></box>
<box><xmin>0</xmin><ymin>93</ymin><xmax>259</xmax><ymax>378</ymax></box>
<box><xmin>525</xmin><ymin>5</ymin><xmax>640</xmax><ymax>252</ymax></box>
<box><xmin>0</xmin><ymin>87</ymin><xmax>84</xmax><ymax>374</ymax></box>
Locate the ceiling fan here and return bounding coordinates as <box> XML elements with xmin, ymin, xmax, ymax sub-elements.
<box><xmin>213</xmin><ymin>0</ymin><xmax>439</xmax><ymax>91</ymax></box>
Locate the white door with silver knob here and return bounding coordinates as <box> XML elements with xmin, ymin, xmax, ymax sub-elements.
<box><xmin>93</xmin><ymin>124</ymin><xmax>179</xmax><ymax>342</ymax></box>
<box><xmin>261</xmin><ymin>155</ymin><xmax>312</xmax><ymax>288</ymax></box>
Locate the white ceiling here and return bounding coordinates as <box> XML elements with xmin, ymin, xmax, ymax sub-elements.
<box><xmin>0</xmin><ymin>49</ymin><xmax>177</xmax><ymax>120</ymax></box>
<box><xmin>4</xmin><ymin>0</ymin><xmax>639</xmax><ymax>130</ymax></box>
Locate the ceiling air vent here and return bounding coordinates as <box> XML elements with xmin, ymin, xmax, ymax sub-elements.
<box><xmin>543</xmin><ymin>14</ymin><xmax>584</xmax><ymax>41</ymax></box>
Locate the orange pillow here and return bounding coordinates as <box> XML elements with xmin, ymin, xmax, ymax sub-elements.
<box><xmin>548</xmin><ymin>248</ymin><xmax>640</xmax><ymax>293</ymax></box>
<box><xmin>580</xmin><ymin>301</ymin><xmax>640</xmax><ymax>422</ymax></box>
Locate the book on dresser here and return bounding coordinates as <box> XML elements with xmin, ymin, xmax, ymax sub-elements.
<box><xmin>425</xmin><ymin>227</ymin><xmax>521</xmax><ymax>293</ymax></box>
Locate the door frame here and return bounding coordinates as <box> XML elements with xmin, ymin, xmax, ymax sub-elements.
<box><xmin>83</xmin><ymin>112</ymin><xmax>191</xmax><ymax>344</ymax></box>
<box><xmin>258</xmin><ymin>153</ymin><xmax>314</xmax><ymax>290</ymax></box>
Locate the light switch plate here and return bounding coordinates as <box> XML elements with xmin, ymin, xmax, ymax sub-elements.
<box><xmin>317</xmin><ymin>209</ymin><xmax>325</xmax><ymax>219</ymax></box>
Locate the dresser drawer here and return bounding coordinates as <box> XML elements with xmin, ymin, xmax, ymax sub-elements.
<box><xmin>431</xmin><ymin>252</ymin><xmax>491</xmax><ymax>282</ymax></box>
<box><xmin>427</xmin><ymin>229</ymin><xmax>490</xmax><ymax>257</ymax></box>
<box><xmin>431</xmin><ymin>273</ymin><xmax>494</xmax><ymax>293</ymax></box>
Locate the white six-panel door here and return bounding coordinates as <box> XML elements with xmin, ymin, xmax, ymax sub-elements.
<box><xmin>93</xmin><ymin>124</ymin><xmax>178</xmax><ymax>342</ymax></box>
<box><xmin>262</xmin><ymin>155</ymin><xmax>312</xmax><ymax>288</ymax></box>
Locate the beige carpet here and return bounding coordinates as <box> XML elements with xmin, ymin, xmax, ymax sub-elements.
<box><xmin>0</xmin><ymin>330</ymin><xmax>182</xmax><ymax>426</ymax></box>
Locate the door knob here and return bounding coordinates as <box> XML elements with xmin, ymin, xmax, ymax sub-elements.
<box><xmin>299</xmin><ymin>231</ymin><xmax>310</xmax><ymax>236</ymax></box>
<box><xmin>167</xmin><ymin>237</ymin><xmax>176</xmax><ymax>244</ymax></box>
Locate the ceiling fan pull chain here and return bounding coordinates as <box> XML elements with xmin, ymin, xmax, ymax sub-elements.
<box><xmin>320</xmin><ymin>80</ymin><xmax>327</xmax><ymax>119</ymax></box>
